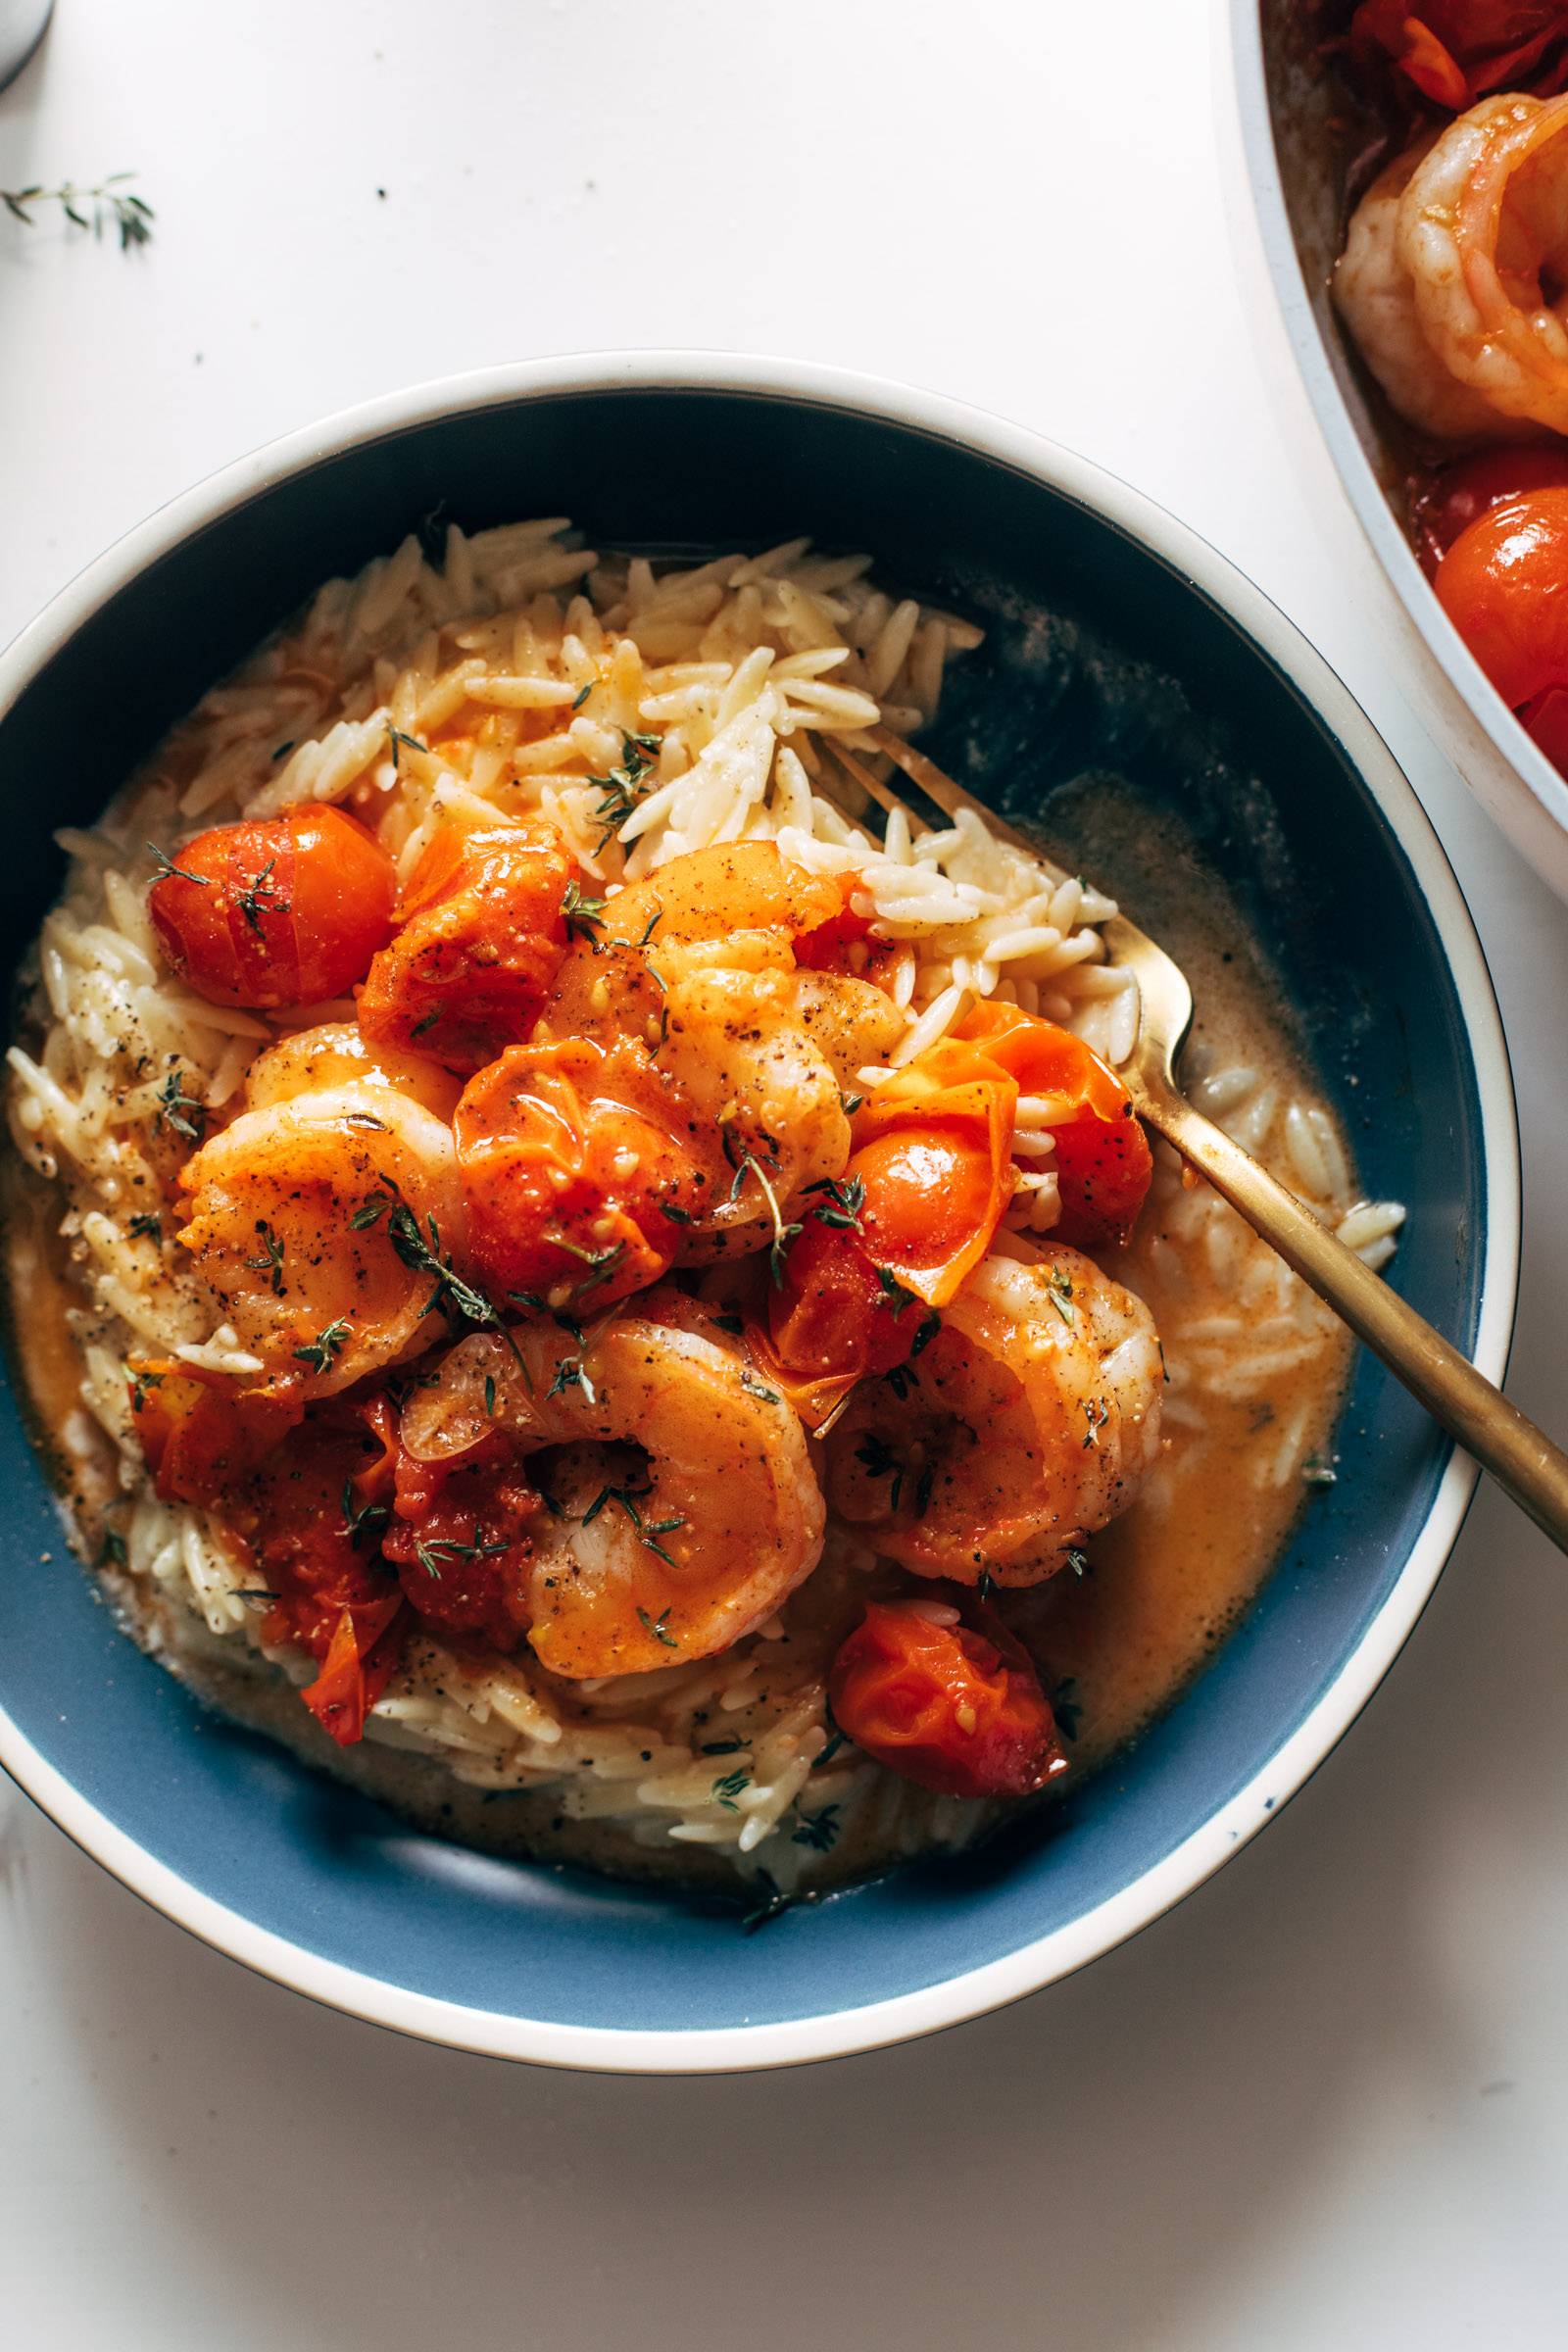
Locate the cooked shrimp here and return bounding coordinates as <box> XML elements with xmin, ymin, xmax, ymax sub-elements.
<box><xmin>1337</xmin><ymin>98</ymin><xmax>1568</xmax><ymax>439</ymax></box>
<box><xmin>1335</xmin><ymin>141</ymin><xmax>1519</xmax><ymax>440</ymax></box>
<box><xmin>538</xmin><ymin>842</ymin><xmax>903</xmax><ymax>1250</ymax></box>
<box><xmin>177</xmin><ymin>1080</ymin><xmax>464</xmax><ymax>1397</ymax></box>
<box><xmin>243</xmin><ymin>1020</ymin><xmax>463</xmax><ymax>1121</ymax></box>
<box><xmin>398</xmin><ymin>1304</ymin><xmax>826</xmax><ymax>1678</ymax></box>
<box><xmin>826</xmin><ymin>1243</ymin><xmax>1162</xmax><ymax>1585</ymax></box>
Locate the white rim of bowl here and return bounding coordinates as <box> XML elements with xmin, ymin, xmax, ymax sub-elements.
<box><xmin>0</xmin><ymin>351</ymin><xmax>1520</xmax><ymax>2075</ymax></box>
<box><xmin>1228</xmin><ymin>0</ymin><xmax>1568</xmax><ymax>866</ymax></box>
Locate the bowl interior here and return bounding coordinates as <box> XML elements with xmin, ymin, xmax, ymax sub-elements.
<box><xmin>0</xmin><ymin>384</ymin><xmax>1492</xmax><ymax>2041</ymax></box>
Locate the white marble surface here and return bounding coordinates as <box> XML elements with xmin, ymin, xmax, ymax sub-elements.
<box><xmin>2</xmin><ymin>3</ymin><xmax>1565</xmax><ymax>2344</ymax></box>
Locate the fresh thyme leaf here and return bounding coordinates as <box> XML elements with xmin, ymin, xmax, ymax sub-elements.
<box><xmin>840</xmin><ymin>1092</ymin><xmax>863</xmax><ymax>1117</ymax></box>
<box><xmin>975</xmin><ymin>1568</ymin><xmax>996</xmax><ymax>1605</ymax></box>
<box><xmin>126</xmin><ymin>1366</ymin><xmax>164</xmax><ymax>1411</ymax></box>
<box><xmin>874</xmin><ymin>1265</ymin><xmax>915</xmax><ymax>1318</ymax></box>
<box><xmin>385</xmin><ymin>723</ymin><xmax>429</xmax><ymax>771</ymax></box>
<box><xmin>271</xmin><ymin>740</ymin><xmax>295</xmax><ymax>762</ymax></box>
<box><xmin>561</xmin><ymin>879</ymin><xmax>608</xmax><ymax>942</ymax></box>
<box><xmin>637</xmin><ymin>1603</ymin><xmax>679</xmax><ymax>1649</ymax></box>
<box><xmin>814</xmin><ymin>1730</ymin><xmax>847</xmax><ymax>1770</ymax></box>
<box><xmin>234</xmin><ymin>856</ymin><xmax>289</xmax><ymax>935</ymax></box>
<box><xmin>245</xmin><ymin>1219</ymin><xmax>286</xmax><ymax>1295</ymax></box>
<box><xmin>791</xmin><ymin>1803</ymin><xmax>841</xmax><ymax>1853</ymax></box>
<box><xmin>416</xmin><ymin>1530</ymin><xmax>510</xmax><ymax>1579</ymax></box>
<box><xmin>570</xmin><ymin>682</ymin><xmax>593</xmax><ymax>710</ymax></box>
<box><xmin>740</xmin><ymin>1370</ymin><xmax>781</xmax><ymax>1405</ymax></box>
<box><xmin>804</xmin><ymin>1174</ymin><xmax>866</xmax><ymax>1234</ymax></box>
<box><xmin>1063</xmin><ymin>1546</ymin><xmax>1092</xmax><ymax>1580</ymax></box>
<box><xmin>725</xmin><ymin>1142</ymin><xmax>802</xmax><ymax>1284</ymax></box>
<box><xmin>913</xmin><ymin>1460</ymin><xmax>936</xmax><ymax>1516</ymax></box>
<box><xmin>1081</xmin><ymin>1396</ymin><xmax>1108</xmax><ymax>1449</ymax></box>
<box><xmin>343</xmin><ymin>1111</ymin><xmax>389</xmax><ymax>1131</ymax></box>
<box><xmin>127</xmin><ymin>1212</ymin><xmax>163</xmax><ymax>1243</ymax></box>
<box><xmin>909</xmin><ymin>1309</ymin><xmax>941</xmax><ymax>1358</ymax></box>
<box><xmin>3</xmin><ymin>173</ymin><xmax>155</xmax><ymax>250</ymax></box>
<box><xmin>484</xmin><ymin>1373</ymin><xmax>497</xmax><ymax>1418</ymax></box>
<box><xmin>701</xmin><ymin>1739</ymin><xmax>746</xmax><ymax>1757</ymax></box>
<box><xmin>883</xmin><ymin>1362</ymin><xmax>917</xmax><ymax>1401</ymax></box>
<box><xmin>351</xmin><ymin>1191</ymin><xmax>393</xmax><ymax>1231</ymax></box>
<box><xmin>549</xmin><ymin>1237</ymin><xmax>625</xmax><ymax>1300</ymax></box>
<box><xmin>1301</xmin><ymin>1455</ymin><xmax>1338</xmax><ymax>1486</ymax></box>
<box><xmin>380</xmin><ymin>1194</ymin><xmax>522</xmax><ymax>1365</ymax></box>
<box><xmin>157</xmin><ymin>1067</ymin><xmax>206</xmax><ymax>1142</ymax></box>
<box><xmin>293</xmin><ymin>1316</ymin><xmax>353</xmax><ymax>1374</ymax></box>
<box><xmin>146</xmin><ymin>842</ymin><xmax>208</xmax><ymax>888</ymax></box>
<box><xmin>588</xmin><ymin>729</ymin><xmax>661</xmax><ymax>848</ymax></box>
<box><xmin>411</xmin><ymin>1008</ymin><xmax>441</xmax><ymax>1038</ymax></box>
<box><xmin>97</xmin><ymin>1530</ymin><xmax>128</xmax><ymax>1568</ymax></box>
<box><xmin>1047</xmin><ymin>1265</ymin><xmax>1076</xmax><ymax>1326</ymax></box>
<box><xmin>339</xmin><ymin>1481</ymin><xmax>390</xmax><ymax>1546</ymax></box>
<box><xmin>711</xmin><ymin>1767</ymin><xmax>751</xmax><ymax>1812</ymax></box>
<box><xmin>637</xmin><ymin>905</ymin><xmax>663</xmax><ymax>948</ymax></box>
<box><xmin>658</xmin><ymin>1200</ymin><xmax>693</xmax><ymax>1225</ymax></box>
<box><xmin>712</xmin><ymin>1311</ymin><xmax>744</xmax><ymax>1336</ymax></box>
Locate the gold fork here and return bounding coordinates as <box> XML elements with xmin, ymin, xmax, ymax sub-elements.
<box><xmin>820</xmin><ymin>726</ymin><xmax>1568</xmax><ymax>1550</ymax></box>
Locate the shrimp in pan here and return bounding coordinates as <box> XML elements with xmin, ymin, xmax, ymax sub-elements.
<box><xmin>825</xmin><ymin>1244</ymin><xmax>1163</xmax><ymax>1586</ymax></box>
<box><xmin>398</xmin><ymin>1299</ymin><xmax>827</xmax><ymax>1679</ymax></box>
<box><xmin>1336</xmin><ymin>94</ymin><xmax>1568</xmax><ymax>439</ymax></box>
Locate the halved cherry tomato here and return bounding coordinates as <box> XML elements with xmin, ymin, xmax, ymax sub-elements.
<box><xmin>381</xmin><ymin>1434</ymin><xmax>541</xmax><ymax>1652</ymax></box>
<box><xmin>761</xmin><ymin>1212</ymin><xmax>928</xmax><ymax>1425</ymax></box>
<box><xmin>793</xmin><ymin>873</ymin><xmax>877</xmax><ymax>973</ymax></box>
<box><xmin>454</xmin><ymin>1038</ymin><xmax>704</xmax><ymax>1307</ymax></box>
<box><xmin>223</xmin><ymin>1395</ymin><xmax>405</xmax><ymax>1718</ymax></box>
<box><xmin>358</xmin><ymin>822</ymin><xmax>575</xmax><ymax>1072</ymax></box>
<box><xmin>1410</xmin><ymin>447</ymin><xmax>1568</xmax><ymax>577</ymax></box>
<box><xmin>1435</xmin><ymin>486</ymin><xmax>1568</xmax><ymax>711</ymax></box>
<box><xmin>127</xmin><ymin>1357</ymin><xmax>303</xmax><ymax>1506</ymax></box>
<box><xmin>148</xmin><ymin>807</ymin><xmax>397</xmax><ymax>1009</ymax></box>
<box><xmin>828</xmin><ymin>1598</ymin><xmax>1067</xmax><ymax>1799</ymax></box>
<box><xmin>958</xmin><ymin>1002</ymin><xmax>1152</xmax><ymax>1250</ymax></box>
<box><xmin>1350</xmin><ymin>2</ymin><xmax>1568</xmax><ymax>111</ymax></box>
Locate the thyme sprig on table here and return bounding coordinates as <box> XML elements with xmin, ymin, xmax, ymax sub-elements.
<box><xmin>2</xmin><ymin>173</ymin><xmax>154</xmax><ymax>249</ymax></box>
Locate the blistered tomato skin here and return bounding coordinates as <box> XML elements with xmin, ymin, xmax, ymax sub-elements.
<box><xmin>358</xmin><ymin>823</ymin><xmax>576</xmax><ymax>1072</ymax></box>
<box><xmin>1411</xmin><ymin>447</ymin><xmax>1568</xmax><ymax>577</ymax></box>
<box><xmin>828</xmin><ymin>1599</ymin><xmax>1067</xmax><ymax>1800</ymax></box>
<box><xmin>148</xmin><ymin>808</ymin><xmax>397</xmax><ymax>1009</ymax></box>
<box><xmin>1435</xmin><ymin>487</ymin><xmax>1568</xmax><ymax>711</ymax></box>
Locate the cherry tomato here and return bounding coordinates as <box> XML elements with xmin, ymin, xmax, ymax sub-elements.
<box><xmin>958</xmin><ymin>1002</ymin><xmax>1152</xmax><ymax>1250</ymax></box>
<box><xmin>793</xmin><ymin>873</ymin><xmax>877</xmax><ymax>973</ymax></box>
<box><xmin>358</xmin><ymin>822</ymin><xmax>575</xmax><ymax>1072</ymax></box>
<box><xmin>381</xmin><ymin>1436</ymin><xmax>541</xmax><ymax>1652</ymax></box>
<box><xmin>1410</xmin><ymin>447</ymin><xmax>1568</xmax><ymax>577</ymax></box>
<box><xmin>226</xmin><ymin>1395</ymin><xmax>402</xmax><ymax>1663</ymax></box>
<box><xmin>766</xmin><ymin>1212</ymin><xmax>925</xmax><ymax>1400</ymax></box>
<box><xmin>127</xmin><ymin>1358</ymin><xmax>303</xmax><ymax>1506</ymax></box>
<box><xmin>828</xmin><ymin>1598</ymin><xmax>1067</xmax><ymax>1799</ymax></box>
<box><xmin>148</xmin><ymin>807</ymin><xmax>397</xmax><ymax>1009</ymax></box>
<box><xmin>454</xmin><ymin>1039</ymin><xmax>704</xmax><ymax>1307</ymax></box>
<box><xmin>1350</xmin><ymin>2</ymin><xmax>1568</xmax><ymax>111</ymax></box>
<box><xmin>1435</xmin><ymin>486</ymin><xmax>1568</xmax><ymax>710</ymax></box>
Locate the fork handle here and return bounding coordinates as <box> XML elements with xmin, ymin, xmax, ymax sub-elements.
<box><xmin>1136</xmin><ymin>1084</ymin><xmax>1568</xmax><ymax>1552</ymax></box>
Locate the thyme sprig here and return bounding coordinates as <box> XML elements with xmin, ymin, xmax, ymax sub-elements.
<box><xmin>637</xmin><ymin>1602</ymin><xmax>679</xmax><ymax>1649</ymax></box>
<box><xmin>589</xmin><ymin>730</ymin><xmax>660</xmax><ymax>849</ymax></box>
<box><xmin>723</xmin><ymin>1129</ymin><xmax>801</xmax><ymax>1284</ymax></box>
<box><xmin>355</xmin><ymin>1184</ymin><xmax>523</xmax><ymax>1366</ymax></box>
<box><xmin>580</xmin><ymin>1480</ymin><xmax>686</xmax><ymax>1568</ymax></box>
<box><xmin>294</xmin><ymin>1317</ymin><xmax>352</xmax><ymax>1374</ymax></box>
<box><xmin>340</xmin><ymin>1483</ymin><xmax>390</xmax><ymax>1547</ymax></box>
<box><xmin>245</xmin><ymin>1220</ymin><xmax>287</xmax><ymax>1296</ymax></box>
<box><xmin>803</xmin><ymin>1174</ymin><xmax>866</xmax><ymax>1234</ymax></box>
<box><xmin>561</xmin><ymin>880</ymin><xmax>607</xmax><ymax>943</ymax></box>
<box><xmin>415</xmin><ymin>1530</ymin><xmax>510</xmax><ymax>1581</ymax></box>
<box><xmin>156</xmin><ymin>1067</ymin><xmax>206</xmax><ymax>1142</ymax></box>
<box><xmin>234</xmin><ymin>856</ymin><xmax>289</xmax><ymax>934</ymax></box>
<box><xmin>2</xmin><ymin>173</ymin><xmax>154</xmax><ymax>250</ymax></box>
<box><xmin>146</xmin><ymin>842</ymin><xmax>207</xmax><ymax>887</ymax></box>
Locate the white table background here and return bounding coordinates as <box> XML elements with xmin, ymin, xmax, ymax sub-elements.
<box><xmin>2</xmin><ymin>3</ymin><xmax>1565</xmax><ymax>2345</ymax></box>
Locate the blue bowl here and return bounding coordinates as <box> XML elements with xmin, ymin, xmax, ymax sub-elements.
<box><xmin>0</xmin><ymin>357</ymin><xmax>1517</xmax><ymax>2070</ymax></box>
